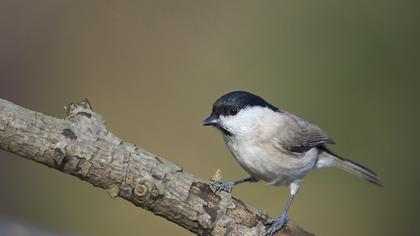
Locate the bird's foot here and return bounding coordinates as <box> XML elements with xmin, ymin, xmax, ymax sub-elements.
<box><xmin>211</xmin><ymin>180</ymin><xmax>235</xmax><ymax>193</ymax></box>
<box><xmin>264</xmin><ymin>213</ymin><xmax>288</xmax><ymax>236</ymax></box>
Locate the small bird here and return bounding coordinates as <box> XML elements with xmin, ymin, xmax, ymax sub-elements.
<box><xmin>202</xmin><ymin>91</ymin><xmax>382</xmax><ymax>236</ymax></box>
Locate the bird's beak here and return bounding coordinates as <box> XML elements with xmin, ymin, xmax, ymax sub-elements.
<box><xmin>201</xmin><ymin>115</ymin><xmax>219</xmax><ymax>126</ymax></box>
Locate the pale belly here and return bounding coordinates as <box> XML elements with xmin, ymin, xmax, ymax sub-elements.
<box><xmin>224</xmin><ymin>138</ymin><xmax>318</xmax><ymax>186</ymax></box>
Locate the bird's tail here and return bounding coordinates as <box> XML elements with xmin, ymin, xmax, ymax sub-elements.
<box><xmin>317</xmin><ymin>146</ymin><xmax>383</xmax><ymax>187</ymax></box>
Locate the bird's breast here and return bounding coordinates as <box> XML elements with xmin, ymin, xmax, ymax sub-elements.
<box><xmin>224</xmin><ymin>136</ymin><xmax>318</xmax><ymax>186</ymax></box>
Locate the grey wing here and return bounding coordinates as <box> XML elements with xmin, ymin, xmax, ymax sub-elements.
<box><xmin>277</xmin><ymin>112</ymin><xmax>335</xmax><ymax>153</ymax></box>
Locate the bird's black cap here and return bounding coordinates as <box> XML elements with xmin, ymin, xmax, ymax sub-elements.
<box><xmin>211</xmin><ymin>91</ymin><xmax>278</xmax><ymax>117</ymax></box>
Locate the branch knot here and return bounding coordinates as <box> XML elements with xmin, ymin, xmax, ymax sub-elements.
<box><xmin>134</xmin><ymin>176</ymin><xmax>161</xmax><ymax>203</ymax></box>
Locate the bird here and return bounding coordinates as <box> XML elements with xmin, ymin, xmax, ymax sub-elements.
<box><xmin>201</xmin><ymin>91</ymin><xmax>383</xmax><ymax>236</ymax></box>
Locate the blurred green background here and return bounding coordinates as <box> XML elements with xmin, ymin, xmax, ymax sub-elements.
<box><xmin>0</xmin><ymin>0</ymin><xmax>419</xmax><ymax>235</ymax></box>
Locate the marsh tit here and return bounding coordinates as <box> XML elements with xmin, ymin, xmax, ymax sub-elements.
<box><xmin>202</xmin><ymin>91</ymin><xmax>382</xmax><ymax>236</ymax></box>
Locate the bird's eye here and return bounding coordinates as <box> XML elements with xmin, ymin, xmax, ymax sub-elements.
<box><xmin>229</xmin><ymin>108</ymin><xmax>238</xmax><ymax>116</ymax></box>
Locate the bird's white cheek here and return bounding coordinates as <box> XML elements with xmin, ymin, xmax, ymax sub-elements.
<box><xmin>220</xmin><ymin>115</ymin><xmax>255</xmax><ymax>136</ymax></box>
<box><xmin>219</xmin><ymin>116</ymin><xmax>236</xmax><ymax>131</ymax></box>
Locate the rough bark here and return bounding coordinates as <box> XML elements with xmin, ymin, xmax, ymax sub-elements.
<box><xmin>0</xmin><ymin>98</ymin><xmax>314</xmax><ymax>236</ymax></box>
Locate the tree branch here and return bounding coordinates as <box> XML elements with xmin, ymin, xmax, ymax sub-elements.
<box><xmin>0</xmin><ymin>98</ymin><xmax>314</xmax><ymax>236</ymax></box>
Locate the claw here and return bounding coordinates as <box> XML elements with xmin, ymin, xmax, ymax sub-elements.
<box><xmin>264</xmin><ymin>213</ymin><xmax>288</xmax><ymax>236</ymax></box>
<box><xmin>211</xmin><ymin>180</ymin><xmax>235</xmax><ymax>193</ymax></box>
<box><xmin>264</xmin><ymin>218</ymin><xmax>275</xmax><ymax>226</ymax></box>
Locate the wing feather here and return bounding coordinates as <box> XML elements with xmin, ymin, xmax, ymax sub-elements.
<box><xmin>277</xmin><ymin>111</ymin><xmax>334</xmax><ymax>153</ymax></box>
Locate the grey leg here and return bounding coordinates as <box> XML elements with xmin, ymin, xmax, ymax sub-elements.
<box><xmin>265</xmin><ymin>182</ymin><xmax>300</xmax><ymax>236</ymax></box>
<box><xmin>211</xmin><ymin>176</ymin><xmax>258</xmax><ymax>193</ymax></box>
